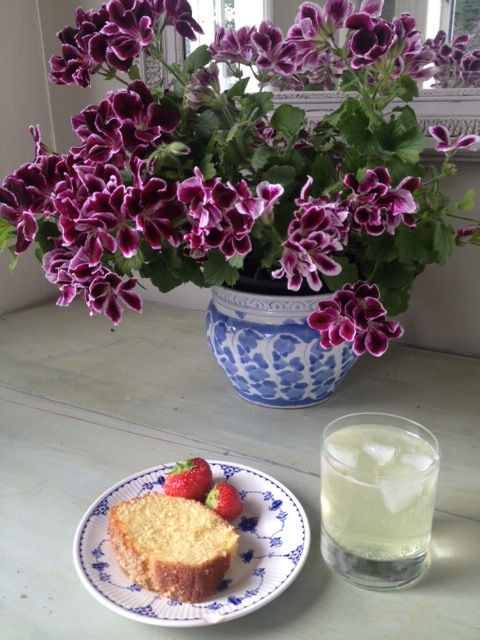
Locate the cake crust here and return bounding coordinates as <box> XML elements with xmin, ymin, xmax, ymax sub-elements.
<box><xmin>108</xmin><ymin>492</ymin><xmax>239</xmax><ymax>603</ymax></box>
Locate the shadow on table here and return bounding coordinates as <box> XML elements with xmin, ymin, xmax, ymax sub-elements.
<box><xmin>414</xmin><ymin>512</ymin><xmax>479</xmax><ymax>591</ymax></box>
<box><xmin>170</xmin><ymin>494</ymin><xmax>331</xmax><ymax>639</ymax></box>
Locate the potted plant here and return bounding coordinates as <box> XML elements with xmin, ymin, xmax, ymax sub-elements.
<box><xmin>1</xmin><ymin>0</ymin><xmax>479</xmax><ymax>406</ymax></box>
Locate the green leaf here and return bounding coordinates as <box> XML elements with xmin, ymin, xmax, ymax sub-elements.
<box><xmin>184</xmin><ymin>45</ymin><xmax>212</xmax><ymax>74</ymax></box>
<box><xmin>322</xmin><ymin>257</ymin><xmax>359</xmax><ymax>291</ymax></box>
<box><xmin>309</xmin><ymin>154</ymin><xmax>335</xmax><ymax>192</ymax></box>
<box><xmin>127</xmin><ymin>64</ymin><xmax>141</xmax><ymax>81</ymax></box>
<box><xmin>0</xmin><ymin>217</ymin><xmax>15</xmax><ymax>252</ymax></box>
<box><xmin>341</xmin><ymin>111</ymin><xmax>375</xmax><ymax>151</ymax></box>
<box><xmin>159</xmin><ymin>93</ymin><xmax>182</xmax><ymax>119</ymax></box>
<box><xmin>394</xmin><ymin>224</ymin><xmax>433</xmax><ymax>264</ymax></box>
<box><xmin>147</xmin><ymin>266</ymin><xmax>184</xmax><ymax>292</ymax></box>
<box><xmin>456</xmin><ymin>188</ymin><xmax>476</xmax><ymax>212</ymax></box>
<box><xmin>375</xmin><ymin>154</ymin><xmax>418</xmax><ymax>184</ymax></box>
<box><xmin>226</xmin><ymin>77</ymin><xmax>250</xmax><ymax>99</ymax></box>
<box><xmin>323</xmin><ymin>97</ymin><xmax>358</xmax><ymax>128</ymax></box>
<box><xmin>218</xmin><ymin>136</ymin><xmax>252</xmax><ymax>177</ymax></box>
<box><xmin>239</xmin><ymin>91</ymin><xmax>273</xmax><ymax>120</ymax></box>
<box><xmin>197</xmin><ymin>153</ymin><xmax>216</xmax><ymax>179</ymax></box>
<box><xmin>228</xmin><ymin>253</ymin><xmax>245</xmax><ymax>269</ymax></box>
<box><xmin>392</xmin><ymin>75</ymin><xmax>419</xmax><ymax>103</ymax></box>
<box><xmin>203</xmin><ymin>250</ymin><xmax>239</xmax><ymax>286</ymax></box>
<box><xmin>381</xmin><ymin>287</ymin><xmax>411</xmax><ymax>317</ymax></box>
<box><xmin>326</xmin><ymin>98</ymin><xmax>374</xmax><ymax>152</ymax></box>
<box><xmin>393</xmin><ymin>131</ymin><xmax>426</xmax><ymax>164</ymax></box>
<box><xmin>141</xmin><ymin>253</ymin><xmax>182</xmax><ymax>293</ymax></box>
<box><xmin>141</xmin><ymin>247</ymin><xmax>204</xmax><ymax>292</ymax></box>
<box><xmin>233</xmin><ymin>91</ymin><xmax>273</xmax><ymax>127</ymax></box>
<box><xmin>364</xmin><ymin>233</ymin><xmax>398</xmax><ymax>263</ymax></box>
<box><xmin>375</xmin><ymin>108</ymin><xmax>426</xmax><ymax>164</ymax></box>
<box><xmin>114</xmin><ymin>249</ymin><xmax>145</xmax><ymax>276</ymax></box>
<box><xmin>339</xmin><ymin>70</ymin><xmax>364</xmax><ymax>93</ymax></box>
<box><xmin>396</xmin><ymin>104</ymin><xmax>419</xmax><ymax>129</ymax></box>
<box><xmin>433</xmin><ymin>222</ymin><xmax>455</xmax><ymax>264</ymax></box>
<box><xmin>376</xmin><ymin>261</ymin><xmax>415</xmax><ymax>289</ymax></box>
<box><xmin>103</xmin><ymin>66</ymin><xmax>119</xmax><ymax>81</ymax></box>
<box><xmin>35</xmin><ymin>220</ymin><xmax>60</xmax><ymax>254</ymax></box>
<box><xmin>181</xmin><ymin>258</ymin><xmax>205</xmax><ymax>287</ymax></box>
<box><xmin>195</xmin><ymin>109</ymin><xmax>220</xmax><ymax>139</ymax></box>
<box><xmin>262</xmin><ymin>164</ymin><xmax>297</xmax><ymax>189</ymax></box>
<box><xmin>226</xmin><ymin>122</ymin><xmax>244</xmax><ymax>143</ymax></box>
<box><xmin>8</xmin><ymin>248</ymin><xmax>18</xmax><ymax>273</ymax></box>
<box><xmin>251</xmin><ymin>145</ymin><xmax>275</xmax><ymax>170</ymax></box>
<box><xmin>270</xmin><ymin>104</ymin><xmax>306</xmax><ymax>137</ymax></box>
<box><xmin>251</xmin><ymin>224</ymin><xmax>283</xmax><ymax>270</ymax></box>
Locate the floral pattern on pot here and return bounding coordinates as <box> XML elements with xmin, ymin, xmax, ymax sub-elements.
<box><xmin>205</xmin><ymin>286</ymin><xmax>357</xmax><ymax>408</ymax></box>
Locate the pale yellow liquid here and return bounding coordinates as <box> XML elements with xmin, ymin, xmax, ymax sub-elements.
<box><xmin>321</xmin><ymin>425</ymin><xmax>439</xmax><ymax>561</ymax></box>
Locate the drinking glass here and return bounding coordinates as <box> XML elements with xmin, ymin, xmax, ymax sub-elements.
<box><xmin>320</xmin><ymin>412</ymin><xmax>441</xmax><ymax>590</ymax></box>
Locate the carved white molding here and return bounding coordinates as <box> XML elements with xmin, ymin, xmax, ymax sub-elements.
<box><xmin>273</xmin><ymin>88</ymin><xmax>480</xmax><ymax>135</ymax></box>
<box><xmin>143</xmin><ymin>43</ymin><xmax>480</xmax><ymax>158</ymax></box>
<box><xmin>142</xmin><ymin>26</ymin><xmax>184</xmax><ymax>86</ymax></box>
<box><xmin>273</xmin><ymin>88</ymin><xmax>480</xmax><ymax>152</ymax></box>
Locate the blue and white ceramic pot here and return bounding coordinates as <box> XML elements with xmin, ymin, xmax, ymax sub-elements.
<box><xmin>205</xmin><ymin>285</ymin><xmax>358</xmax><ymax>409</ymax></box>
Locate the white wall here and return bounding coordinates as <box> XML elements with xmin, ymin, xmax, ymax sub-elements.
<box><xmin>399</xmin><ymin>160</ymin><xmax>480</xmax><ymax>356</ymax></box>
<box><xmin>40</xmin><ymin>0</ymin><xmax>118</xmax><ymax>153</ymax></box>
<box><xmin>271</xmin><ymin>1</ymin><xmax>298</xmax><ymax>34</ymax></box>
<box><xmin>0</xmin><ymin>1</ymin><xmax>118</xmax><ymax>316</ymax></box>
<box><xmin>0</xmin><ymin>2</ymin><xmax>56</xmax><ymax>314</ymax></box>
<box><xmin>0</xmin><ymin>1</ymin><xmax>479</xmax><ymax>356</ymax></box>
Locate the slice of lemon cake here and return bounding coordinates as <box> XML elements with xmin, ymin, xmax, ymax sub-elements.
<box><xmin>108</xmin><ymin>492</ymin><xmax>239</xmax><ymax>603</ymax></box>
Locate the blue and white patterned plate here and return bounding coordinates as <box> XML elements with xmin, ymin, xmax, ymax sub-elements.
<box><xmin>73</xmin><ymin>461</ymin><xmax>311</xmax><ymax>627</ymax></box>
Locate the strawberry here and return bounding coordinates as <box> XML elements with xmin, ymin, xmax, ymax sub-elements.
<box><xmin>205</xmin><ymin>482</ymin><xmax>243</xmax><ymax>521</ymax></box>
<box><xmin>163</xmin><ymin>457</ymin><xmax>213</xmax><ymax>501</ymax></box>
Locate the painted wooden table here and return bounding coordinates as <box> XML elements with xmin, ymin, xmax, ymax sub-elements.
<box><xmin>1</xmin><ymin>300</ymin><xmax>479</xmax><ymax>639</ymax></box>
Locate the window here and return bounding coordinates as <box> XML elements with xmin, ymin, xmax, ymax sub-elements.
<box><xmin>187</xmin><ymin>0</ymin><xmax>271</xmax><ymax>47</ymax></box>
<box><xmin>187</xmin><ymin>0</ymin><xmax>272</xmax><ymax>88</ymax></box>
<box><xmin>452</xmin><ymin>0</ymin><xmax>480</xmax><ymax>49</ymax></box>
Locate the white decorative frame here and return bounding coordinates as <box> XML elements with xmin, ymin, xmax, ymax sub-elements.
<box><xmin>141</xmin><ymin>26</ymin><xmax>184</xmax><ymax>86</ymax></box>
<box><xmin>273</xmin><ymin>88</ymin><xmax>480</xmax><ymax>162</ymax></box>
<box><xmin>143</xmin><ymin>28</ymin><xmax>480</xmax><ymax>159</ymax></box>
<box><xmin>273</xmin><ymin>88</ymin><xmax>480</xmax><ymax>138</ymax></box>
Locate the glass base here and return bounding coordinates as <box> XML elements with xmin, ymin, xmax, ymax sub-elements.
<box><xmin>321</xmin><ymin>528</ymin><xmax>428</xmax><ymax>591</ymax></box>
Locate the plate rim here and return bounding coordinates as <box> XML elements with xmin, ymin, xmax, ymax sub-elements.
<box><xmin>73</xmin><ymin>459</ymin><xmax>311</xmax><ymax>627</ymax></box>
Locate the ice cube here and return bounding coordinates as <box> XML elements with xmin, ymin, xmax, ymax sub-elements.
<box><xmin>400</xmin><ymin>453</ymin><xmax>433</xmax><ymax>472</ymax></box>
<box><xmin>325</xmin><ymin>443</ymin><xmax>358</xmax><ymax>468</ymax></box>
<box><xmin>363</xmin><ymin>443</ymin><xmax>396</xmax><ymax>466</ymax></box>
<box><xmin>379</xmin><ymin>478</ymin><xmax>422</xmax><ymax>514</ymax></box>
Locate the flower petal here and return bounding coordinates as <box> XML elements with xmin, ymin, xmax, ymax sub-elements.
<box><xmin>456</xmin><ymin>134</ymin><xmax>480</xmax><ymax>150</ymax></box>
<box><xmin>429</xmin><ymin>125</ymin><xmax>450</xmax><ymax>145</ymax></box>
